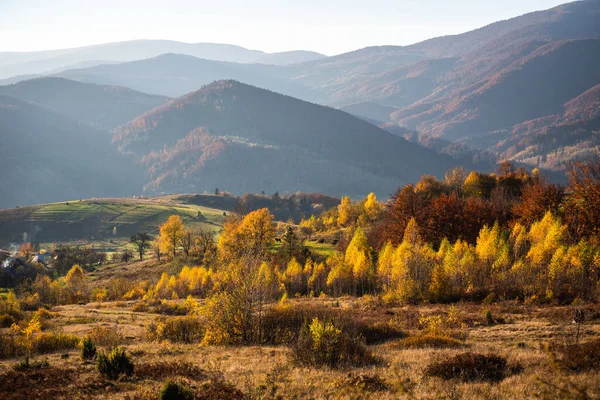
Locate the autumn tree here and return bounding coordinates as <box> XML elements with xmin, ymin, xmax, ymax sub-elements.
<box><xmin>65</xmin><ymin>264</ymin><xmax>89</xmax><ymax>303</ymax></box>
<box><xmin>19</xmin><ymin>242</ymin><xmax>34</xmax><ymax>259</ymax></box>
<box><xmin>363</xmin><ymin>192</ymin><xmax>383</xmax><ymax>222</ymax></box>
<box><xmin>280</xmin><ymin>226</ymin><xmax>303</xmax><ymax>264</ymax></box>
<box><xmin>379</xmin><ymin>184</ymin><xmax>425</xmax><ymax>247</ymax></box>
<box><xmin>337</xmin><ymin>196</ymin><xmax>354</xmax><ymax>227</ymax></box>
<box><xmin>159</xmin><ymin>215</ymin><xmax>184</xmax><ymax>258</ymax></box>
<box><xmin>345</xmin><ymin>227</ymin><xmax>374</xmax><ymax>295</ymax></box>
<box><xmin>513</xmin><ymin>180</ymin><xmax>564</xmax><ymax>227</ymax></box>
<box><xmin>180</xmin><ymin>228</ymin><xmax>194</xmax><ymax>257</ymax></box>
<box><xmin>565</xmin><ymin>162</ymin><xmax>600</xmax><ymax>242</ymax></box>
<box><xmin>130</xmin><ymin>232</ymin><xmax>153</xmax><ymax>261</ymax></box>
<box><xmin>218</xmin><ymin>208</ymin><xmax>274</xmax><ymax>261</ymax></box>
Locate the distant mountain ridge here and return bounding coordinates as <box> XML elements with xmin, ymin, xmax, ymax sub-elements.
<box><xmin>0</xmin><ymin>40</ymin><xmax>326</xmax><ymax>79</ymax></box>
<box><xmin>0</xmin><ymin>77</ymin><xmax>169</xmax><ymax>130</ymax></box>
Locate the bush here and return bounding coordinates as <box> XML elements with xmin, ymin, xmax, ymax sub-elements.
<box><xmin>343</xmin><ymin>374</ymin><xmax>390</xmax><ymax>392</ymax></box>
<box><xmin>260</xmin><ymin>303</ymin><xmax>404</xmax><ymax>345</ymax></box>
<box><xmin>291</xmin><ymin>318</ymin><xmax>379</xmax><ymax>368</ymax></box>
<box><xmin>0</xmin><ymin>313</ymin><xmax>15</xmax><ymax>328</ymax></box>
<box><xmin>81</xmin><ymin>336</ymin><xmax>96</xmax><ymax>360</ymax></box>
<box><xmin>32</xmin><ymin>332</ymin><xmax>80</xmax><ymax>354</ymax></box>
<box><xmin>146</xmin><ymin>316</ymin><xmax>204</xmax><ymax>343</ymax></box>
<box><xmin>424</xmin><ymin>353</ymin><xmax>518</xmax><ymax>382</ymax></box>
<box><xmin>356</xmin><ymin>321</ymin><xmax>406</xmax><ymax>344</ymax></box>
<box><xmin>136</xmin><ymin>360</ymin><xmax>209</xmax><ymax>381</ymax></box>
<box><xmin>87</xmin><ymin>325</ymin><xmax>125</xmax><ymax>349</ymax></box>
<box><xmin>159</xmin><ymin>379</ymin><xmax>195</xmax><ymax>400</ymax></box>
<box><xmin>0</xmin><ymin>334</ymin><xmax>25</xmax><ymax>359</ymax></box>
<box><xmin>97</xmin><ymin>347</ymin><xmax>134</xmax><ymax>380</ymax></box>
<box><xmin>555</xmin><ymin>339</ymin><xmax>600</xmax><ymax>372</ymax></box>
<box><xmin>395</xmin><ymin>333</ymin><xmax>464</xmax><ymax>349</ymax></box>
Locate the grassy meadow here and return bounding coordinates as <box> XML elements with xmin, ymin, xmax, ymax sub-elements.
<box><xmin>0</xmin><ymin>282</ymin><xmax>598</xmax><ymax>399</ymax></box>
<box><xmin>0</xmin><ymin>196</ymin><xmax>226</xmax><ymax>252</ymax></box>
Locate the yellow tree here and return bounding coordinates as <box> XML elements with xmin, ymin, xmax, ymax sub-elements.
<box><xmin>159</xmin><ymin>215</ymin><xmax>184</xmax><ymax>259</ymax></box>
<box><xmin>218</xmin><ymin>208</ymin><xmax>274</xmax><ymax>261</ymax></box>
<box><xmin>337</xmin><ymin>196</ymin><xmax>353</xmax><ymax>227</ymax></box>
<box><xmin>326</xmin><ymin>253</ymin><xmax>353</xmax><ymax>296</ymax></box>
<box><xmin>65</xmin><ymin>264</ymin><xmax>89</xmax><ymax>303</ymax></box>
<box><xmin>344</xmin><ymin>227</ymin><xmax>374</xmax><ymax>295</ymax></box>
<box><xmin>308</xmin><ymin>262</ymin><xmax>327</xmax><ymax>296</ymax></box>
<box><xmin>364</xmin><ymin>192</ymin><xmax>383</xmax><ymax>222</ymax></box>
<box><xmin>376</xmin><ymin>241</ymin><xmax>394</xmax><ymax>290</ymax></box>
<box><xmin>282</xmin><ymin>257</ymin><xmax>305</xmax><ymax>296</ymax></box>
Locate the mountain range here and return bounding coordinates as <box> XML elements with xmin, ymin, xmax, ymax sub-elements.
<box><xmin>0</xmin><ymin>40</ymin><xmax>326</xmax><ymax>79</ymax></box>
<box><xmin>0</xmin><ymin>0</ymin><xmax>599</xmax><ymax>207</ymax></box>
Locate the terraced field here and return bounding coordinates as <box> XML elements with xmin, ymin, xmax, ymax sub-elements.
<box><xmin>0</xmin><ymin>197</ymin><xmax>227</xmax><ymax>248</ymax></box>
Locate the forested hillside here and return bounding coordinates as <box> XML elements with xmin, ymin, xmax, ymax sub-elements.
<box><xmin>113</xmin><ymin>80</ymin><xmax>460</xmax><ymax>197</ymax></box>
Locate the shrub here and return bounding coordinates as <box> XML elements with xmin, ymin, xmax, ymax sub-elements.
<box><xmin>13</xmin><ymin>357</ymin><xmax>50</xmax><ymax>371</ymax></box>
<box><xmin>97</xmin><ymin>347</ymin><xmax>134</xmax><ymax>380</ymax></box>
<box><xmin>135</xmin><ymin>360</ymin><xmax>209</xmax><ymax>381</ymax></box>
<box><xmin>32</xmin><ymin>332</ymin><xmax>80</xmax><ymax>354</ymax></box>
<box><xmin>81</xmin><ymin>336</ymin><xmax>96</xmax><ymax>360</ymax></box>
<box><xmin>260</xmin><ymin>303</ymin><xmax>404</xmax><ymax>346</ymax></box>
<box><xmin>154</xmin><ymin>300</ymin><xmax>188</xmax><ymax>316</ymax></box>
<box><xmin>0</xmin><ymin>314</ymin><xmax>15</xmax><ymax>328</ymax></box>
<box><xmin>395</xmin><ymin>333</ymin><xmax>464</xmax><ymax>349</ymax></box>
<box><xmin>291</xmin><ymin>318</ymin><xmax>379</xmax><ymax>368</ymax></box>
<box><xmin>424</xmin><ymin>353</ymin><xmax>518</xmax><ymax>382</ymax></box>
<box><xmin>159</xmin><ymin>379</ymin><xmax>195</xmax><ymax>400</ymax></box>
<box><xmin>87</xmin><ymin>325</ymin><xmax>125</xmax><ymax>349</ymax></box>
<box><xmin>554</xmin><ymin>339</ymin><xmax>600</xmax><ymax>372</ymax></box>
<box><xmin>356</xmin><ymin>321</ymin><xmax>406</xmax><ymax>344</ymax></box>
<box><xmin>343</xmin><ymin>374</ymin><xmax>390</xmax><ymax>392</ymax></box>
<box><xmin>146</xmin><ymin>316</ymin><xmax>204</xmax><ymax>343</ymax></box>
<box><xmin>0</xmin><ymin>334</ymin><xmax>25</xmax><ymax>359</ymax></box>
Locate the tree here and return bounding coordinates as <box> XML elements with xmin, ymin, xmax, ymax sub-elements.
<box><xmin>379</xmin><ymin>184</ymin><xmax>425</xmax><ymax>248</ymax></box>
<box><xmin>152</xmin><ymin>242</ymin><xmax>162</xmax><ymax>261</ymax></box>
<box><xmin>513</xmin><ymin>180</ymin><xmax>564</xmax><ymax>227</ymax></box>
<box><xmin>159</xmin><ymin>215</ymin><xmax>184</xmax><ymax>258</ymax></box>
<box><xmin>130</xmin><ymin>232</ymin><xmax>153</xmax><ymax>261</ymax></box>
<box><xmin>218</xmin><ymin>208</ymin><xmax>274</xmax><ymax>261</ymax></box>
<box><xmin>565</xmin><ymin>162</ymin><xmax>600</xmax><ymax>242</ymax></box>
<box><xmin>280</xmin><ymin>226</ymin><xmax>302</xmax><ymax>263</ymax></box>
<box><xmin>345</xmin><ymin>227</ymin><xmax>374</xmax><ymax>295</ymax></box>
<box><xmin>364</xmin><ymin>192</ymin><xmax>383</xmax><ymax>222</ymax></box>
<box><xmin>282</xmin><ymin>257</ymin><xmax>305</xmax><ymax>295</ymax></box>
<box><xmin>120</xmin><ymin>248</ymin><xmax>133</xmax><ymax>264</ymax></box>
<box><xmin>65</xmin><ymin>264</ymin><xmax>89</xmax><ymax>303</ymax></box>
<box><xmin>180</xmin><ymin>228</ymin><xmax>194</xmax><ymax>257</ymax></box>
<box><xmin>444</xmin><ymin>166</ymin><xmax>467</xmax><ymax>196</ymax></box>
<box><xmin>19</xmin><ymin>242</ymin><xmax>34</xmax><ymax>259</ymax></box>
<box><xmin>337</xmin><ymin>196</ymin><xmax>354</xmax><ymax>227</ymax></box>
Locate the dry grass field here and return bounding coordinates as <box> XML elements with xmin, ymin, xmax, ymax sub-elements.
<box><xmin>1</xmin><ymin>294</ymin><xmax>599</xmax><ymax>399</ymax></box>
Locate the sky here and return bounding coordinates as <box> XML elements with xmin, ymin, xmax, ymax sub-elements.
<box><xmin>0</xmin><ymin>0</ymin><xmax>570</xmax><ymax>55</ymax></box>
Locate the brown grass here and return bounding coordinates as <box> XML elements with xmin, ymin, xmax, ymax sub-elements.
<box><xmin>0</xmin><ymin>299</ymin><xmax>598</xmax><ymax>399</ymax></box>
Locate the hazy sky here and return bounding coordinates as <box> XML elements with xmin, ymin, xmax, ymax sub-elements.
<box><xmin>0</xmin><ymin>0</ymin><xmax>570</xmax><ymax>55</ymax></box>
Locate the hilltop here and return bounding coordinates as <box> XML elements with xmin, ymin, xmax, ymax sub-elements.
<box><xmin>113</xmin><ymin>80</ymin><xmax>459</xmax><ymax>198</ymax></box>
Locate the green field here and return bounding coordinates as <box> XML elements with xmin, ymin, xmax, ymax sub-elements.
<box><xmin>0</xmin><ymin>197</ymin><xmax>227</xmax><ymax>249</ymax></box>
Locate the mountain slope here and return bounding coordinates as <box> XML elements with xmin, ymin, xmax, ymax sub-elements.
<box><xmin>0</xmin><ymin>77</ymin><xmax>169</xmax><ymax>130</ymax></box>
<box><xmin>0</xmin><ymin>95</ymin><xmax>142</xmax><ymax>208</ymax></box>
<box><xmin>456</xmin><ymin>83</ymin><xmax>600</xmax><ymax>170</ymax></box>
<box><xmin>113</xmin><ymin>80</ymin><xmax>459</xmax><ymax>197</ymax></box>
<box><xmin>393</xmin><ymin>39</ymin><xmax>600</xmax><ymax>140</ymax></box>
